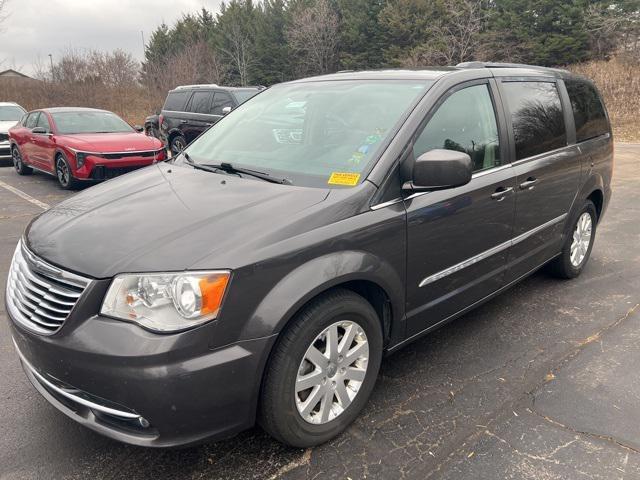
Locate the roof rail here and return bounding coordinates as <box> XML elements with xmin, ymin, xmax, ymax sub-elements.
<box><xmin>456</xmin><ymin>61</ymin><xmax>568</xmax><ymax>73</ymax></box>
<box><xmin>174</xmin><ymin>84</ymin><xmax>219</xmax><ymax>90</ymax></box>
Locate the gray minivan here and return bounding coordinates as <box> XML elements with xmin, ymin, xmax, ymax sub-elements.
<box><xmin>6</xmin><ymin>63</ymin><xmax>613</xmax><ymax>448</ymax></box>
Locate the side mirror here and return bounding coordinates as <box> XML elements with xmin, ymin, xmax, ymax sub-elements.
<box><xmin>134</xmin><ymin>125</ymin><xmax>144</xmax><ymax>132</ymax></box>
<box><xmin>222</xmin><ymin>106</ymin><xmax>232</xmax><ymax>115</ymax></box>
<box><xmin>31</xmin><ymin>127</ymin><xmax>50</xmax><ymax>135</ymax></box>
<box><xmin>403</xmin><ymin>149</ymin><xmax>472</xmax><ymax>191</ymax></box>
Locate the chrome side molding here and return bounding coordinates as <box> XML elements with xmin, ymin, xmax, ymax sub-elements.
<box><xmin>419</xmin><ymin>213</ymin><xmax>567</xmax><ymax>287</ymax></box>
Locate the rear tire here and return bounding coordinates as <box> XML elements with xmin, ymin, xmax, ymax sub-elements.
<box><xmin>55</xmin><ymin>154</ymin><xmax>77</xmax><ymax>190</ymax></box>
<box><xmin>170</xmin><ymin>135</ymin><xmax>187</xmax><ymax>156</ymax></box>
<box><xmin>547</xmin><ymin>200</ymin><xmax>597</xmax><ymax>279</ymax></box>
<box><xmin>12</xmin><ymin>146</ymin><xmax>32</xmax><ymax>175</ymax></box>
<box><xmin>259</xmin><ymin>289</ymin><xmax>383</xmax><ymax>448</ymax></box>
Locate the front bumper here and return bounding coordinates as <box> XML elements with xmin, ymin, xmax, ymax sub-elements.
<box><xmin>73</xmin><ymin>152</ymin><xmax>166</xmax><ymax>180</ymax></box>
<box><xmin>0</xmin><ymin>141</ymin><xmax>11</xmax><ymax>160</ymax></box>
<box><xmin>9</xmin><ymin>314</ymin><xmax>276</xmax><ymax>447</ymax></box>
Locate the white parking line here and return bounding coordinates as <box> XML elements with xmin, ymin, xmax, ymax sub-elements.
<box><xmin>0</xmin><ymin>179</ymin><xmax>50</xmax><ymax>210</ymax></box>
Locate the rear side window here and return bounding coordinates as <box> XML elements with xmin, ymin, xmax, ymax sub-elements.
<box><xmin>163</xmin><ymin>91</ymin><xmax>190</xmax><ymax>111</ymax></box>
<box><xmin>25</xmin><ymin>112</ymin><xmax>39</xmax><ymax>129</ymax></box>
<box><xmin>188</xmin><ymin>91</ymin><xmax>213</xmax><ymax>114</ymax></box>
<box><xmin>212</xmin><ymin>92</ymin><xmax>234</xmax><ymax>115</ymax></box>
<box><xmin>565</xmin><ymin>80</ymin><xmax>609</xmax><ymax>142</ymax></box>
<box><xmin>414</xmin><ymin>84</ymin><xmax>501</xmax><ymax>172</ymax></box>
<box><xmin>502</xmin><ymin>82</ymin><xmax>566</xmax><ymax>160</ymax></box>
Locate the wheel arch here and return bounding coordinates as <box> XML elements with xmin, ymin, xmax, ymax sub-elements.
<box><xmin>243</xmin><ymin>250</ymin><xmax>405</xmax><ymax>349</ymax></box>
<box><xmin>578</xmin><ymin>172</ymin><xmax>604</xmax><ymax>216</ymax></box>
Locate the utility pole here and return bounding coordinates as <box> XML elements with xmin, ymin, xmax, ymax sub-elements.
<box><xmin>48</xmin><ymin>53</ymin><xmax>54</xmax><ymax>82</ymax></box>
<box><xmin>141</xmin><ymin>30</ymin><xmax>146</xmax><ymax>56</ymax></box>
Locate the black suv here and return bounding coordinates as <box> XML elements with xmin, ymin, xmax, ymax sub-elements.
<box><xmin>159</xmin><ymin>84</ymin><xmax>262</xmax><ymax>154</ymax></box>
<box><xmin>7</xmin><ymin>64</ymin><xmax>613</xmax><ymax>448</ymax></box>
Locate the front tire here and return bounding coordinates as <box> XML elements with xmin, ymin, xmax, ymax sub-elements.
<box><xmin>547</xmin><ymin>200</ymin><xmax>597</xmax><ymax>279</ymax></box>
<box><xmin>12</xmin><ymin>146</ymin><xmax>32</xmax><ymax>175</ymax></box>
<box><xmin>259</xmin><ymin>289</ymin><xmax>383</xmax><ymax>447</ymax></box>
<box><xmin>55</xmin><ymin>154</ymin><xmax>77</xmax><ymax>190</ymax></box>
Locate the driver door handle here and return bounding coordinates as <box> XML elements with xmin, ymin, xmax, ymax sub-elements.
<box><xmin>491</xmin><ymin>186</ymin><xmax>513</xmax><ymax>201</ymax></box>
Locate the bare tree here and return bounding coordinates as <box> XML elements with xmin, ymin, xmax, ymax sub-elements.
<box><xmin>143</xmin><ymin>39</ymin><xmax>227</xmax><ymax>105</ymax></box>
<box><xmin>402</xmin><ymin>0</ymin><xmax>488</xmax><ymax>67</ymax></box>
<box><xmin>220</xmin><ymin>22</ymin><xmax>254</xmax><ymax>86</ymax></box>
<box><xmin>584</xmin><ymin>4</ymin><xmax>640</xmax><ymax>61</ymax></box>
<box><xmin>286</xmin><ymin>0</ymin><xmax>339</xmax><ymax>76</ymax></box>
<box><xmin>0</xmin><ymin>0</ymin><xmax>10</xmax><ymax>31</ymax></box>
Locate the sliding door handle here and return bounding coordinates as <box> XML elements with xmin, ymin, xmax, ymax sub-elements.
<box><xmin>519</xmin><ymin>177</ymin><xmax>538</xmax><ymax>190</ymax></box>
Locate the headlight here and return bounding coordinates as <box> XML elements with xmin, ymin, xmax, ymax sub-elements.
<box><xmin>100</xmin><ymin>271</ymin><xmax>230</xmax><ymax>332</ymax></box>
<box><xmin>76</xmin><ymin>152</ymin><xmax>87</xmax><ymax>168</ymax></box>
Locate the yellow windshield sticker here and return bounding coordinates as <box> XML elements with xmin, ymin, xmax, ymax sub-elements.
<box><xmin>328</xmin><ymin>172</ymin><xmax>360</xmax><ymax>186</ymax></box>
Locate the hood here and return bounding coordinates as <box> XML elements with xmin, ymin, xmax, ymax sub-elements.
<box><xmin>26</xmin><ymin>163</ymin><xmax>330</xmax><ymax>278</ymax></box>
<box><xmin>57</xmin><ymin>132</ymin><xmax>163</xmax><ymax>152</ymax></box>
<box><xmin>0</xmin><ymin>120</ymin><xmax>19</xmax><ymax>133</ymax></box>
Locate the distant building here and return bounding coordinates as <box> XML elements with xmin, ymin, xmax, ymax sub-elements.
<box><xmin>0</xmin><ymin>69</ymin><xmax>32</xmax><ymax>79</ymax></box>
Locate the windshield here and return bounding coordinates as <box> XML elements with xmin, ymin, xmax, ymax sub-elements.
<box><xmin>184</xmin><ymin>80</ymin><xmax>432</xmax><ymax>187</ymax></box>
<box><xmin>0</xmin><ymin>105</ymin><xmax>25</xmax><ymax>121</ymax></box>
<box><xmin>51</xmin><ymin>111</ymin><xmax>134</xmax><ymax>134</ymax></box>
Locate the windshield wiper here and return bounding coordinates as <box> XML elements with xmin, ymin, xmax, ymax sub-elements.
<box><xmin>181</xmin><ymin>153</ymin><xmax>291</xmax><ymax>185</ymax></box>
<box><xmin>206</xmin><ymin>162</ymin><xmax>292</xmax><ymax>185</ymax></box>
<box><xmin>181</xmin><ymin>152</ymin><xmax>219</xmax><ymax>174</ymax></box>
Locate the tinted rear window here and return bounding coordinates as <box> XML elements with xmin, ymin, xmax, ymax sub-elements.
<box><xmin>233</xmin><ymin>90</ymin><xmax>259</xmax><ymax>104</ymax></box>
<box><xmin>188</xmin><ymin>91</ymin><xmax>213</xmax><ymax>114</ymax></box>
<box><xmin>565</xmin><ymin>80</ymin><xmax>609</xmax><ymax>142</ymax></box>
<box><xmin>502</xmin><ymin>81</ymin><xmax>567</xmax><ymax>160</ymax></box>
<box><xmin>164</xmin><ymin>91</ymin><xmax>190</xmax><ymax>111</ymax></box>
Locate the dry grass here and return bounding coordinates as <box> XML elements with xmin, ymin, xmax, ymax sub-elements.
<box><xmin>0</xmin><ymin>77</ymin><xmax>157</xmax><ymax>127</ymax></box>
<box><xmin>568</xmin><ymin>57</ymin><xmax>640</xmax><ymax>142</ymax></box>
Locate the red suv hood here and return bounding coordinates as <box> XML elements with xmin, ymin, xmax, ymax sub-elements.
<box><xmin>58</xmin><ymin>132</ymin><xmax>163</xmax><ymax>152</ymax></box>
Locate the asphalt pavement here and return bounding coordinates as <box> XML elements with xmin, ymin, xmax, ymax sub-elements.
<box><xmin>1</xmin><ymin>145</ymin><xmax>639</xmax><ymax>480</ymax></box>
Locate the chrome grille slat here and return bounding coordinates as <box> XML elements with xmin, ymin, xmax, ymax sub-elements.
<box><xmin>17</xmin><ymin>264</ymin><xmax>82</xmax><ymax>298</ymax></box>
<box><xmin>13</xmin><ymin>269</ymin><xmax>77</xmax><ymax>307</ymax></box>
<box><xmin>6</xmin><ymin>241</ymin><xmax>91</xmax><ymax>335</ymax></box>
<box><xmin>11</xmin><ymin>279</ymin><xmax>71</xmax><ymax>314</ymax></box>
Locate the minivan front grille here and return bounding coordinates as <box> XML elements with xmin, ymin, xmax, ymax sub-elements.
<box><xmin>6</xmin><ymin>241</ymin><xmax>90</xmax><ymax>335</ymax></box>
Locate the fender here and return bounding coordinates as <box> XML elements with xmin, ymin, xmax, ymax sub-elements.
<box><xmin>241</xmin><ymin>250</ymin><xmax>406</xmax><ymax>343</ymax></box>
<box><xmin>561</xmin><ymin>172</ymin><xmax>605</xmax><ymax>239</ymax></box>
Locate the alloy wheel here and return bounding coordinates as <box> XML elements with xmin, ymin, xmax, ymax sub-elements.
<box><xmin>56</xmin><ymin>158</ymin><xmax>70</xmax><ymax>186</ymax></box>
<box><xmin>570</xmin><ymin>212</ymin><xmax>592</xmax><ymax>267</ymax></box>
<box><xmin>12</xmin><ymin>148</ymin><xmax>22</xmax><ymax>172</ymax></box>
<box><xmin>295</xmin><ymin>320</ymin><xmax>369</xmax><ymax>424</ymax></box>
<box><xmin>172</xmin><ymin>138</ymin><xmax>185</xmax><ymax>154</ymax></box>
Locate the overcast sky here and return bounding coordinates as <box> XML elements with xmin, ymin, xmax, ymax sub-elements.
<box><xmin>0</xmin><ymin>0</ymin><xmax>224</xmax><ymax>75</ymax></box>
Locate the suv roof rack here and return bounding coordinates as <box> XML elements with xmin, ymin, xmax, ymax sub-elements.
<box><xmin>456</xmin><ymin>61</ymin><xmax>568</xmax><ymax>73</ymax></box>
<box><xmin>174</xmin><ymin>84</ymin><xmax>219</xmax><ymax>90</ymax></box>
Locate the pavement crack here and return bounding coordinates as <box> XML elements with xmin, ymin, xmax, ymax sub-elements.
<box><xmin>527</xmin><ymin>302</ymin><xmax>640</xmax><ymax>398</ymax></box>
<box><xmin>268</xmin><ymin>448</ymin><xmax>311</xmax><ymax>479</ymax></box>
<box><xmin>529</xmin><ymin>407</ymin><xmax>640</xmax><ymax>455</ymax></box>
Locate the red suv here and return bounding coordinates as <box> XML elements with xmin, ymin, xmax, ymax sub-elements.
<box><xmin>9</xmin><ymin>107</ymin><xmax>167</xmax><ymax>189</ymax></box>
